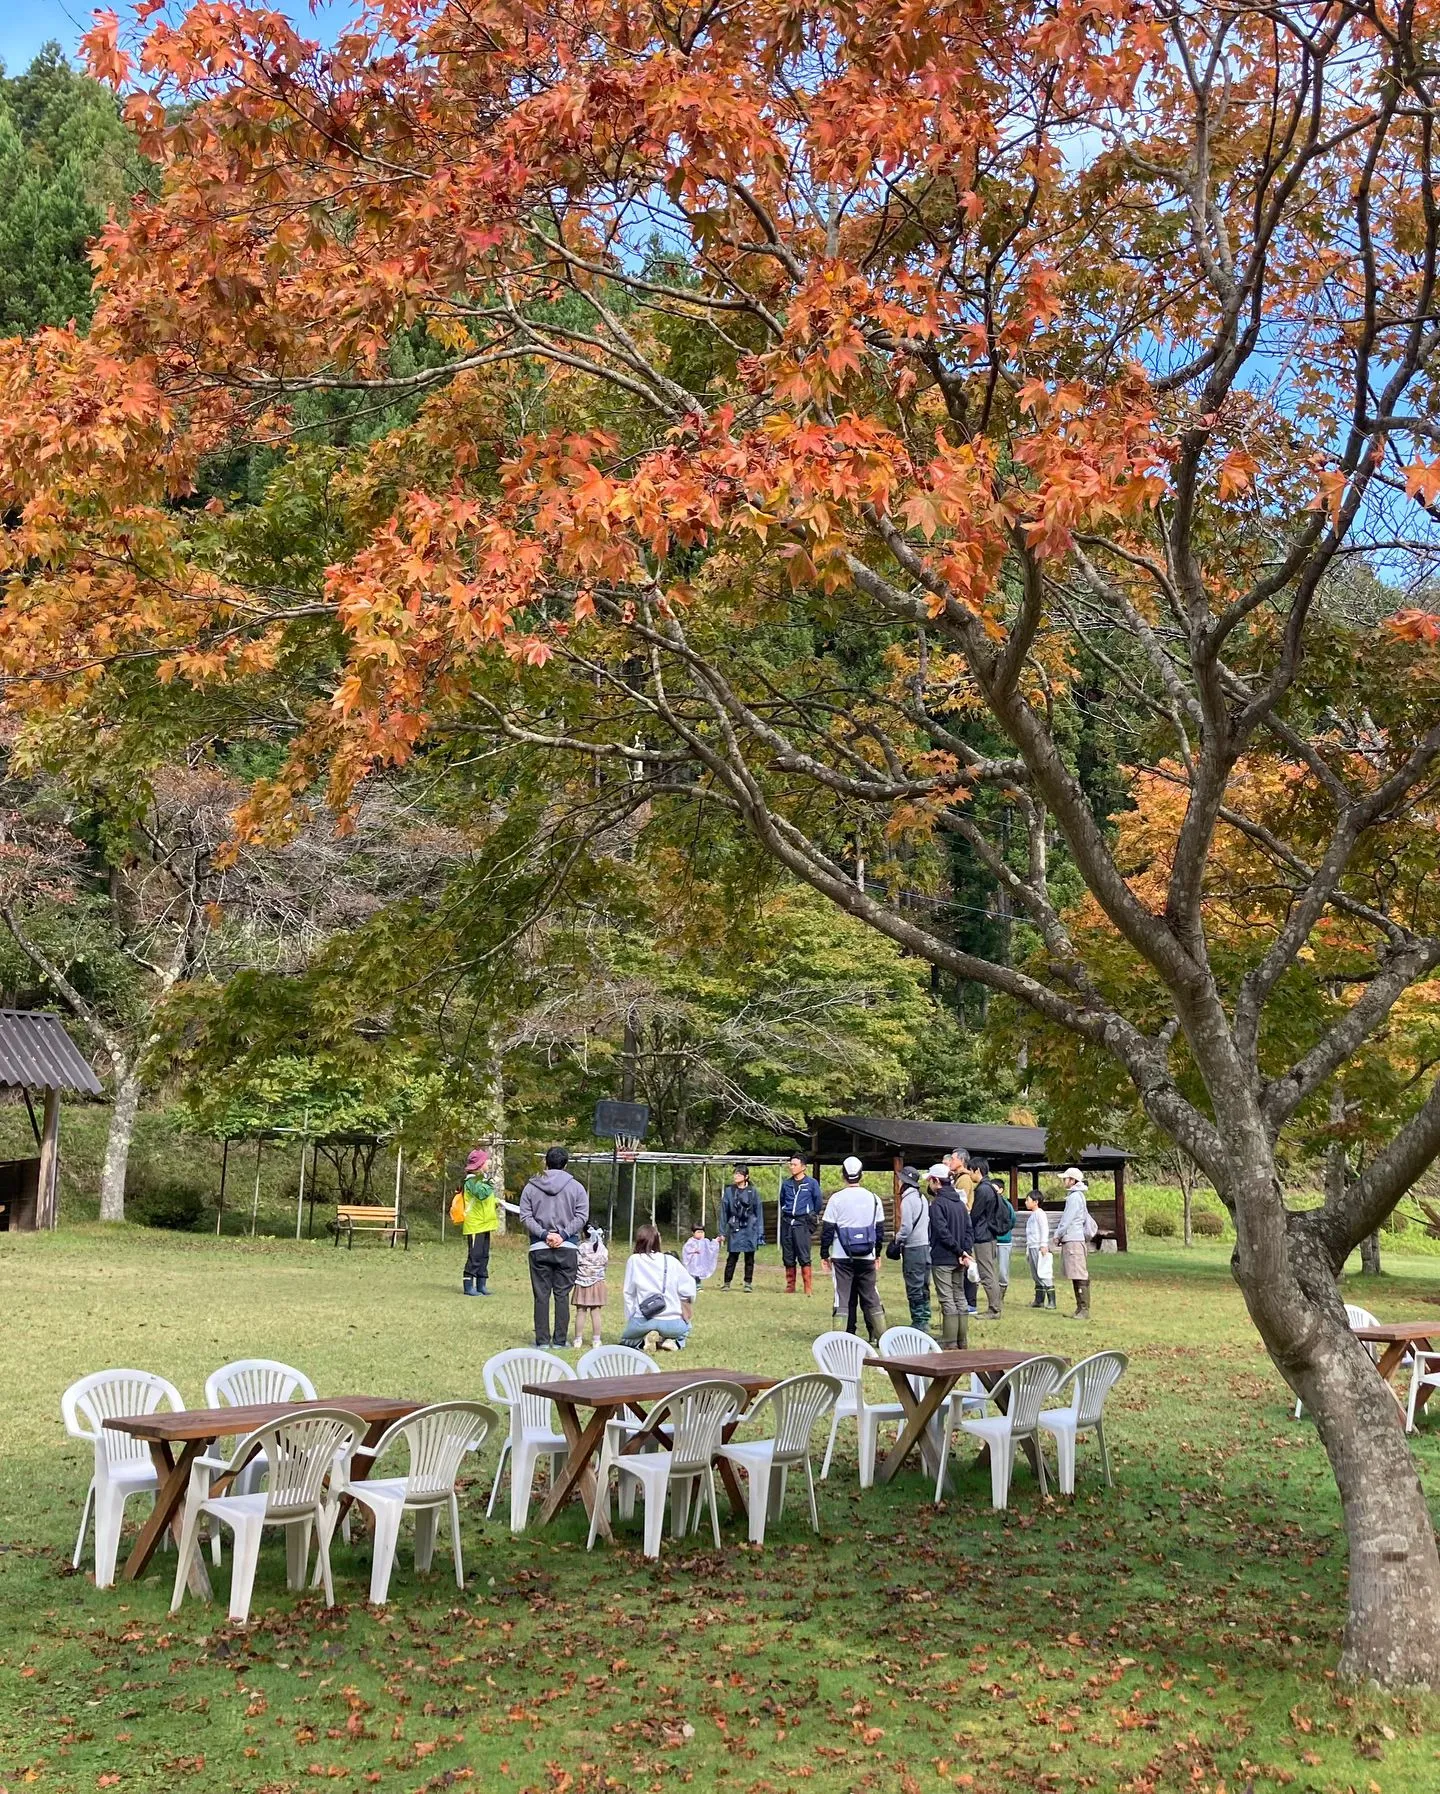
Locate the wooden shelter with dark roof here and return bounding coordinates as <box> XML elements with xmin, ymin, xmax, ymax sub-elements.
<box><xmin>0</xmin><ymin>1010</ymin><xmax>103</xmax><ymax>1231</ymax></box>
<box><xmin>806</xmin><ymin>1114</ymin><xmax>1131</xmax><ymax>1249</ymax></box>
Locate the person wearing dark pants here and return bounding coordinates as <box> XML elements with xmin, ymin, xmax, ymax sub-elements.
<box><xmin>778</xmin><ymin>1154</ymin><xmax>823</xmax><ymax>1295</ymax></box>
<box><xmin>968</xmin><ymin>1158</ymin><xmax>1006</xmax><ymax>1320</ymax></box>
<box><xmin>820</xmin><ymin>1156</ymin><xmax>887</xmax><ymax>1344</ymax></box>
<box><xmin>518</xmin><ymin>1146</ymin><xmax>590</xmax><ymax>1347</ymax></box>
<box><xmin>719</xmin><ymin>1165</ymin><xmax>764</xmax><ymax>1291</ymax></box>
<box><xmin>459</xmin><ymin>1147</ymin><xmax>499</xmax><ymax>1296</ymax></box>
<box><xmin>927</xmin><ymin>1165</ymin><xmax>975</xmax><ymax>1348</ymax></box>
<box><xmin>893</xmin><ymin>1164</ymin><xmax>932</xmax><ymax>1331</ymax></box>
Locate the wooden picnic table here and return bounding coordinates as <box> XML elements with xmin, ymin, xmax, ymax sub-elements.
<box><xmin>864</xmin><ymin>1348</ymin><xmax>1059</xmax><ymax>1487</ymax></box>
<box><xmin>1352</xmin><ymin>1321</ymin><xmax>1438</xmax><ymax>1407</ymax></box>
<box><xmin>525</xmin><ymin>1368</ymin><xmax>776</xmax><ymax>1537</ymax></box>
<box><xmin>104</xmin><ymin>1395</ymin><xmax>422</xmax><ymax>1591</ymax></box>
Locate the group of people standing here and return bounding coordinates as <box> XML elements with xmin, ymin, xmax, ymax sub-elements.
<box><xmin>455</xmin><ymin>1141</ymin><xmax>1096</xmax><ymax>1354</ymax></box>
<box><xmin>889</xmin><ymin>1155</ymin><xmax>1095</xmax><ymax>1345</ymax></box>
<box><xmin>457</xmin><ymin>1145</ymin><xmax>700</xmax><ymax>1352</ymax></box>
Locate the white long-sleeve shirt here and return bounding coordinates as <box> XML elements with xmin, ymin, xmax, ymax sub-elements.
<box><xmin>1024</xmin><ymin>1206</ymin><xmax>1050</xmax><ymax>1251</ymax></box>
<box><xmin>622</xmin><ymin>1251</ymin><xmax>696</xmax><ymax>1322</ymax></box>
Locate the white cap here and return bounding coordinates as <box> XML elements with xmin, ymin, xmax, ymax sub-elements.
<box><xmin>1060</xmin><ymin>1166</ymin><xmax>1084</xmax><ymax>1183</ymax></box>
<box><xmin>926</xmin><ymin>1163</ymin><xmax>951</xmax><ymax>1182</ymax></box>
<box><xmin>842</xmin><ymin>1155</ymin><xmax>864</xmax><ymax>1180</ymax></box>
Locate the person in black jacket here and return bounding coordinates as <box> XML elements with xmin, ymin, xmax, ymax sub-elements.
<box><xmin>926</xmin><ymin>1166</ymin><xmax>975</xmax><ymax>1348</ymax></box>
<box><xmin>968</xmin><ymin>1157</ymin><xmax>1005</xmax><ymax>1320</ymax></box>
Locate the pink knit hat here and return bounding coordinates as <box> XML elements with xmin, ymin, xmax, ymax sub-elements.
<box><xmin>466</xmin><ymin>1148</ymin><xmax>490</xmax><ymax>1174</ymax></box>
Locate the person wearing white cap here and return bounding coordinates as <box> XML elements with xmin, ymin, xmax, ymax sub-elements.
<box><xmin>1052</xmin><ymin>1167</ymin><xmax>1093</xmax><ymax>1318</ymax></box>
<box><xmin>820</xmin><ymin>1156</ymin><xmax>887</xmax><ymax>1343</ymax></box>
<box><xmin>926</xmin><ymin>1164</ymin><xmax>975</xmax><ymax>1347</ymax></box>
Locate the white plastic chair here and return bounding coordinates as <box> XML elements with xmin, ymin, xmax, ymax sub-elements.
<box><xmin>812</xmin><ymin>1332</ymin><xmax>906</xmax><ymax>1488</ymax></box>
<box><xmin>577</xmin><ymin>1345</ymin><xmax>657</xmax><ymax>1380</ymax></box>
<box><xmin>949</xmin><ymin>1354</ymin><xmax>1068</xmax><ymax>1508</ymax></box>
<box><xmin>587</xmin><ymin>1379</ymin><xmax>748</xmax><ymax>1558</ymax></box>
<box><xmin>1037</xmin><ymin>1351</ymin><xmax>1127</xmax><ymax>1494</ymax></box>
<box><xmin>483</xmin><ymin>1349</ymin><xmax>571</xmax><ymax>1532</ymax></box>
<box><xmin>62</xmin><ymin>1370</ymin><xmax>185</xmax><ymax>1589</ymax></box>
<box><xmin>1294</xmin><ymin>1305</ymin><xmax>1381</xmax><ymax>1419</ymax></box>
<box><xmin>717</xmin><ymin>1374</ymin><xmax>840</xmax><ymax>1545</ymax></box>
<box><xmin>204</xmin><ymin>1360</ymin><xmax>320</xmax><ymax>1561</ymax></box>
<box><xmin>169</xmin><ymin>1407</ymin><xmax>364</xmax><ymax>1623</ymax></box>
<box><xmin>333</xmin><ymin>1401</ymin><xmax>497</xmax><ymax>1603</ymax></box>
<box><xmin>1405</xmin><ymin>1351</ymin><xmax>1440</xmax><ymax>1433</ymax></box>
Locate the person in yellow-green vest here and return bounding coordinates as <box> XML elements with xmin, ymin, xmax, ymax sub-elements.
<box><xmin>461</xmin><ymin>1148</ymin><xmax>499</xmax><ymax>1297</ymax></box>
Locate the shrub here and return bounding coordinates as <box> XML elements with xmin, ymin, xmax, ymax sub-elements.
<box><xmin>127</xmin><ymin>1165</ymin><xmax>208</xmax><ymax>1231</ymax></box>
<box><xmin>1191</xmin><ymin>1208</ymin><xmax>1225</xmax><ymax>1238</ymax></box>
<box><xmin>1142</xmin><ymin>1211</ymin><xmax>1177</xmax><ymax>1237</ymax></box>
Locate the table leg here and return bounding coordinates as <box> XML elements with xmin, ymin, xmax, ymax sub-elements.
<box><xmin>875</xmin><ymin>1370</ymin><xmax>955</xmax><ymax>1485</ymax></box>
<box><xmin>538</xmin><ymin>1405</ymin><xmax>612</xmax><ymax>1531</ymax></box>
<box><xmin>122</xmin><ymin>1441</ymin><xmax>212</xmax><ymax>1596</ymax></box>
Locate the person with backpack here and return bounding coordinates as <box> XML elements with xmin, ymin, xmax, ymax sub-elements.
<box><xmin>891</xmin><ymin>1164</ymin><xmax>932</xmax><ymax>1331</ymax></box>
<box><xmin>455</xmin><ymin>1147</ymin><xmax>499</xmax><ymax>1297</ymax></box>
<box><xmin>820</xmin><ymin>1156</ymin><xmax>886</xmax><ymax>1342</ymax></box>
<box><xmin>926</xmin><ymin>1164</ymin><xmax>975</xmax><ymax>1347</ymax></box>
<box><xmin>778</xmin><ymin>1153</ymin><xmax>823</xmax><ymax>1295</ymax></box>
<box><xmin>968</xmin><ymin>1157</ymin><xmax>1011</xmax><ymax>1320</ymax></box>
<box><xmin>719</xmin><ymin>1164</ymin><xmax>765</xmax><ymax>1291</ymax></box>
<box><xmin>1053</xmin><ymin>1166</ymin><xmax>1094</xmax><ymax>1319</ymax></box>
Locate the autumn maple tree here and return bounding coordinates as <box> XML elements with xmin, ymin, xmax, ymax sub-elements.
<box><xmin>5</xmin><ymin>0</ymin><xmax>1440</xmax><ymax>1682</ymax></box>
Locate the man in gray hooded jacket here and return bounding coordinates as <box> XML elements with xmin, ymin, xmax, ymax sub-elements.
<box><xmin>519</xmin><ymin>1146</ymin><xmax>590</xmax><ymax>1347</ymax></box>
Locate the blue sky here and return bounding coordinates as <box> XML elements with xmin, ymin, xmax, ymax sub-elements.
<box><xmin>1</xmin><ymin>0</ymin><xmax>93</xmax><ymax>70</ymax></box>
<box><xmin>0</xmin><ymin>2</ymin><xmax>354</xmax><ymax>74</ymax></box>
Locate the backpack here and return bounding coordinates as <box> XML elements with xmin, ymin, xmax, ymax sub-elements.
<box><xmin>449</xmin><ymin>1190</ymin><xmax>466</xmax><ymax>1226</ymax></box>
<box><xmin>995</xmin><ymin>1191</ymin><xmax>1016</xmax><ymax>1234</ymax></box>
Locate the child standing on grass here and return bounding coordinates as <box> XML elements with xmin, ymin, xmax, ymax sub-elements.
<box><xmin>572</xmin><ymin>1225</ymin><xmax>609</xmax><ymax>1347</ymax></box>
<box><xmin>682</xmin><ymin>1223</ymin><xmax>719</xmax><ymax>1295</ymax></box>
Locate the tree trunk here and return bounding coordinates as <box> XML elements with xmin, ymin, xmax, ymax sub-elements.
<box><xmin>1359</xmin><ymin>1230</ymin><xmax>1381</xmax><ymax>1276</ymax></box>
<box><xmin>1179</xmin><ymin>1160</ymin><xmax>1194</xmax><ymax>1247</ymax></box>
<box><xmin>98</xmin><ymin>1063</ymin><xmax>141</xmax><ymax>1222</ymax></box>
<box><xmin>1236</xmin><ymin>1220</ymin><xmax>1440</xmax><ymax>1686</ymax></box>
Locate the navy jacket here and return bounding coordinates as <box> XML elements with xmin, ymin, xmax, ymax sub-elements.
<box><xmin>720</xmin><ymin>1182</ymin><xmax>765</xmax><ymax>1252</ymax></box>
<box><xmin>970</xmin><ymin>1177</ymin><xmax>1005</xmax><ymax>1245</ymax></box>
<box><xmin>928</xmin><ymin>1183</ymin><xmax>975</xmax><ymax>1266</ymax></box>
<box><xmin>779</xmin><ymin>1174</ymin><xmax>822</xmax><ymax>1220</ymax></box>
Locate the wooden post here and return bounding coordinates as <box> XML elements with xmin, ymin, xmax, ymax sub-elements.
<box><xmin>250</xmin><ymin>1139</ymin><xmax>263</xmax><ymax>1236</ymax></box>
<box><xmin>295</xmin><ymin>1132</ymin><xmax>308</xmax><ymax>1242</ymax></box>
<box><xmin>1008</xmin><ymin>1164</ymin><xmax>1020</xmax><ymax>1209</ymax></box>
<box><xmin>1114</xmin><ymin>1160</ymin><xmax>1128</xmax><ymax>1252</ymax></box>
<box><xmin>37</xmin><ymin>1087</ymin><xmax>60</xmax><ymax>1230</ymax></box>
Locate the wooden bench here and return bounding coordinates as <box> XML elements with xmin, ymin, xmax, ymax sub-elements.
<box><xmin>328</xmin><ymin>1204</ymin><xmax>409</xmax><ymax>1249</ymax></box>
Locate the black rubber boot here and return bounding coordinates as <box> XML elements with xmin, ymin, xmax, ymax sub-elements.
<box><xmin>1045</xmin><ymin>1286</ymin><xmax>1057</xmax><ymax>1309</ymax></box>
<box><xmin>477</xmin><ymin>1277</ymin><xmax>490</xmax><ymax>1297</ymax></box>
<box><xmin>1031</xmin><ymin>1285</ymin><xmax>1045</xmax><ymax>1308</ymax></box>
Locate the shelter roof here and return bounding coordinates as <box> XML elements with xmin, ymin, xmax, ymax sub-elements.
<box><xmin>807</xmin><ymin>1114</ymin><xmax>1128</xmax><ymax>1172</ymax></box>
<box><xmin>0</xmin><ymin>1010</ymin><xmax>102</xmax><ymax>1096</ymax></box>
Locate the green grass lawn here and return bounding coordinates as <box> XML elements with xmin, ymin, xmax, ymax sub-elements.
<box><xmin>2</xmin><ymin>1226</ymin><xmax>1438</xmax><ymax>1794</ymax></box>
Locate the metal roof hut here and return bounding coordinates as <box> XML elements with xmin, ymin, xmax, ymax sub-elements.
<box><xmin>806</xmin><ymin>1114</ymin><xmax>1132</xmax><ymax>1249</ymax></box>
<box><xmin>0</xmin><ymin>1010</ymin><xmax>103</xmax><ymax>1231</ymax></box>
